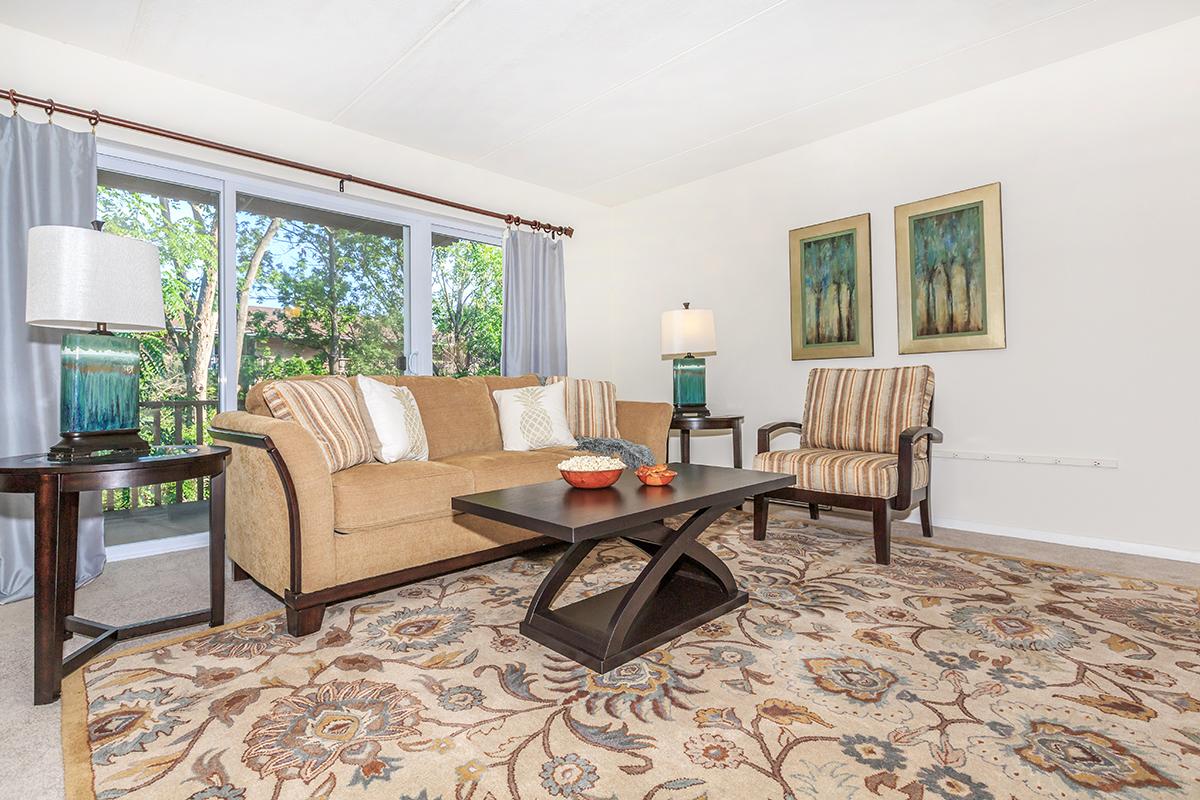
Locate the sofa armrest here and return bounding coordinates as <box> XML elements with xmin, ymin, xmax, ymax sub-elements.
<box><xmin>895</xmin><ymin>425</ymin><xmax>943</xmax><ymax>510</ymax></box>
<box><xmin>757</xmin><ymin>421</ymin><xmax>803</xmax><ymax>454</ymax></box>
<box><xmin>210</xmin><ymin>411</ymin><xmax>337</xmax><ymax>596</ymax></box>
<box><xmin>616</xmin><ymin>400</ymin><xmax>673</xmax><ymax>464</ymax></box>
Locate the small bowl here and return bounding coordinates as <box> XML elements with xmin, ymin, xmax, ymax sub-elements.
<box><xmin>636</xmin><ymin>469</ymin><xmax>677</xmax><ymax>486</ymax></box>
<box><xmin>561</xmin><ymin>468</ymin><xmax>623</xmax><ymax>489</ymax></box>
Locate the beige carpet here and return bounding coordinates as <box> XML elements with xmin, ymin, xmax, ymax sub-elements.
<box><xmin>51</xmin><ymin>511</ymin><xmax>1200</xmax><ymax>799</ymax></box>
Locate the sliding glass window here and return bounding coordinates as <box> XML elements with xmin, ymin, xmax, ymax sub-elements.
<box><xmin>431</xmin><ymin>231</ymin><xmax>503</xmax><ymax>377</ymax></box>
<box><xmin>235</xmin><ymin>194</ymin><xmax>409</xmax><ymax>407</ymax></box>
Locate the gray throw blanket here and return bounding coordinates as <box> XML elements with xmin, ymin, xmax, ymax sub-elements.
<box><xmin>574</xmin><ymin>436</ymin><xmax>655</xmax><ymax>469</ymax></box>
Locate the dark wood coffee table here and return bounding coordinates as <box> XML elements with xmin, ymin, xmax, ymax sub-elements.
<box><xmin>451</xmin><ymin>463</ymin><xmax>794</xmax><ymax>672</ymax></box>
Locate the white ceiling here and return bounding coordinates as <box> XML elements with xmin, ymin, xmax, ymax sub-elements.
<box><xmin>2</xmin><ymin>0</ymin><xmax>1197</xmax><ymax>205</ymax></box>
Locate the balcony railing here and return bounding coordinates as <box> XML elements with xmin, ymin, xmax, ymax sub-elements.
<box><xmin>101</xmin><ymin>399</ymin><xmax>219</xmax><ymax>512</ymax></box>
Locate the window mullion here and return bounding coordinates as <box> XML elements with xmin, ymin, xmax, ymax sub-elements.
<box><xmin>409</xmin><ymin>219</ymin><xmax>434</xmax><ymax>375</ymax></box>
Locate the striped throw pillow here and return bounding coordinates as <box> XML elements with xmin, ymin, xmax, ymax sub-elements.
<box><xmin>261</xmin><ymin>376</ymin><xmax>373</xmax><ymax>472</ymax></box>
<box><xmin>545</xmin><ymin>376</ymin><xmax>620</xmax><ymax>439</ymax></box>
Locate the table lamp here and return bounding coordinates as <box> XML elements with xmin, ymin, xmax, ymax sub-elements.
<box><xmin>660</xmin><ymin>302</ymin><xmax>716</xmax><ymax>417</ymax></box>
<box><xmin>26</xmin><ymin>223</ymin><xmax>165</xmax><ymax>461</ymax></box>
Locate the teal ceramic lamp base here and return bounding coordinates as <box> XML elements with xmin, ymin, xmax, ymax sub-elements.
<box><xmin>50</xmin><ymin>330</ymin><xmax>149</xmax><ymax>462</ymax></box>
<box><xmin>672</xmin><ymin>356</ymin><xmax>710</xmax><ymax>417</ymax></box>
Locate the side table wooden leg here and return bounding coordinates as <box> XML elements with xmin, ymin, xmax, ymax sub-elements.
<box><xmin>732</xmin><ymin>420</ymin><xmax>743</xmax><ymax>469</ymax></box>
<box><xmin>57</xmin><ymin>492</ymin><xmax>80</xmax><ymax>640</ymax></box>
<box><xmin>33</xmin><ymin>475</ymin><xmax>61</xmax><ymax>705</ymax></box>
<box><xmin>209</xmin><ymin>470</ymin><xmax>226</xmax><ymax>627</ymax></box>
<box><xmin>680</xmin><ymin>429</ymin><xmax>691</xmax><ymax>464</ymax></box>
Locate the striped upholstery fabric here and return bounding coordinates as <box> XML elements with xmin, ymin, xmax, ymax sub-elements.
<box><xmin>754</xmin><ymin>448</ymin><xmax>930</xmax><ymax>498</ymax></box>
<box><xmin>262</xmin><ymin>376</ymin><xmax>373</xmax><ymax>472</ymax></box>
<box><xmin>802</xmin><ymin>366</ymin><xmax>935</xmax><ymax>456</ymax></box>
<box><xmin>545</xmin><ymin>376</ymin><xmax>620</xmax><ymax>439</ymax></box>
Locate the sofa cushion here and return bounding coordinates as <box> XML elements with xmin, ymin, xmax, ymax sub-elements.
<box><xmin>437</xmin><ymin>449</ymin><xmax>566</xmax><ymax>493</ymax></box>
<box><xmin>332</xmin><ymin>460</ymin><xmax>474</xmax><ymax>533</ymax></box>
<box><xmin>391</xmin><ymin>376</ymin><xmax>502</xmax><ymax>459</ymax></box>
<box><xmin>801</xmin><ymin>366</ymin><xmax>935</xmax><ymax>456</ymax></box>
<box><xmin>248</xmin><ymin>374</ymin><xmax>503</xmax><ymax>460</ymax></box>
<box><xmin>754</xmin><ymin>447</ymin><xmax>929</xmax><ymax>498</ymax></box>
<box><xmin>484</xmin><ymin>374</ymin><xmax>540</xmax><ymax>414</ymax></box>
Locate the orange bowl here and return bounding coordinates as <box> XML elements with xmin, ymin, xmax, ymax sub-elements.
<box><xmin>560</xmin><ymin>468</ymin><xmax>623</xmax><ymax>489</ymax></box>
<box><xmin>636</xmin><ymin>469</ymin><xmax>677</xmax><ymax>486</ymax></box>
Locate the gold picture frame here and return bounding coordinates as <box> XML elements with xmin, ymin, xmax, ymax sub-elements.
<box><xmin>788</xmin><ymin>213</ymin><xmax>873</xmax><ymax>360</ymax></box>
<box><xmin>895</xmin><ymin>182</ymin><xmax>1005</xmax><ymax>354</ymax></box>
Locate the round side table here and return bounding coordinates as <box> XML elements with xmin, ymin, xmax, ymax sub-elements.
<box><xmin>670</xmin><ymin>414</ymin><xmax>745</xmax><ymax>468</ymax></box>
<box><xmin>0</xmin><ymin>445</ymin><xmax>230</xmax><ymax>704</ymax></box>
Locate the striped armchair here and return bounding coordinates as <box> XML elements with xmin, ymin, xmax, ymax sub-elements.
<box><xmin>753</xmin><ymin>366</ymin><xmax>942</xmax><ymax>565</ymax></box>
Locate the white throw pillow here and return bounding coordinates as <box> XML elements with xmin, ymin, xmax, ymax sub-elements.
<box><xmin>493</xmin><ymin>381</ymin><xmax>578</xmax><ymax>451</ymax></box>
<box><xmin>353</xmin><ymin>375</ymin><xmax>429</xmax><ymax>463</ymax></box>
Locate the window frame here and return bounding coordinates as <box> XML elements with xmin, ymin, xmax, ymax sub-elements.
<box><xmin>97</xmin><ymin>143</ymin><xmax>506</xmax><ymax>411</ymax></box>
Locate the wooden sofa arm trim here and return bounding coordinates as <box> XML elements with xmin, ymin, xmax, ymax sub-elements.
<box><xmin>210</xmin><ymin>426</ymin><xmax>304</xmax><ymax>595</ymax></box>
<box><xmin>895</xmin><ymin>426</ymin><xmax>944</xmax><ymax>511</ymax></box>
<box><xmin>757</xmin><ymin>421</ymin><xmax>804</xmax><ymax>454</ymax></box>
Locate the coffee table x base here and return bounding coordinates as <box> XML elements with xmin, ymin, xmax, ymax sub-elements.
<box><xmin>452</xmin><ymin>464</ymin><xmax>795</xmax><ymax>674</ymax></box>
<box><xmin>523</xmin><ymin>505</ymin><xmax>743</xmax><ymax>673</ymax></box>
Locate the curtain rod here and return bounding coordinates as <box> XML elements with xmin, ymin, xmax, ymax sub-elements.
<box><xmin>4</xmin><ymin>87</ymin><xmax>574</xmax><ymax>238</ymax></box>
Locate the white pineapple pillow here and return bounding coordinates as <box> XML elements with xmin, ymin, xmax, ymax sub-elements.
<box><xmin>353</xmin><ymin>375</ymin><xmax>429</xmax><ymax>462</ymax></box>
<box><xmin>493</xmin><ymin>381</ymin><xmax>578</xmax><ymax>451</ymax></box>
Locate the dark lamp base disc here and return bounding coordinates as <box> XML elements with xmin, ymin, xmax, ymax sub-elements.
<box><xmin>49</xmin><ymin>430</ymin><xmax>151</xmax><ymax>462</ymax></box>
<box><xmin>673</xmin><ymin>405</ymin><xmax>711</xmax><ymax>417</ymax></box>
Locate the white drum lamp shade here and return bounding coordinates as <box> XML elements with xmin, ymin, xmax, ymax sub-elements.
<box><xmin>26</xmin><ymin>225</ymin><xmax>165</xmax><ymax>331</ymax></box>
<box><xmin>661</xmin><ymin>305</ymin><xmax>716</xmax><ymax>356</ymax></box>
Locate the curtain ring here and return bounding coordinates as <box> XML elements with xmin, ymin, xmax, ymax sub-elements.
<box><xmin>8</xmin><ymin>89</ymin><xmax>17</xmax><ymax>115</ymax></box>
<box><xmin>88</xmin><ymin>110</ymin><xmax>100</xmax><ymax>134</ymax></box>
<box><xmin>45</xmin><ymin>98</ymin><xmax>55</xmax><ymax>122</ymax></box>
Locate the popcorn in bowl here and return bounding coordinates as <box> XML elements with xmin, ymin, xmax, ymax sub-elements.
<box><xmin>556</xmin><ymin>455</ymin><xmax>626</xmax><ymax>472</ymax></box>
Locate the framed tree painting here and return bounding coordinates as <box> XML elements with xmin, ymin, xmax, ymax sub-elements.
<box><xmin>788</xmin><ymin>213</ymin><xmax>873</xmax><ymax>360</ymax></box>
<box><xmin>895</xmin><ymin>182</ymin><xmax>1005</xmax><ymax>354</ymax></box>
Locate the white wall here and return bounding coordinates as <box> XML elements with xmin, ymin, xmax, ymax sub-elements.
<box><xmin>602</xmin><ymin>19</ymin><xmax>1200</xmax><ymax>559</ymax></box>
<box><xmin>0</xmin><ymin>23</ymin><xmax>616</xmax><ymax>379</ymax></box>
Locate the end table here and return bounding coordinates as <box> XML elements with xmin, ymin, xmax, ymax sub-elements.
<box><xmin>0</xmin><ymin>445</ymin><xmax>230</xmax><ymax>704</ymax></box>
<box><xmin>670</xmin><ymin>414</ymin><xmax>745</xmax><ymax>468</ymax></box>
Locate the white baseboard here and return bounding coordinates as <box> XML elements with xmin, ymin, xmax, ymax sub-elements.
<box><xmin>106</xmin><ymin>531</ymin><xmax>210</xmax><ymax>563</ymax></box>
<box><xmin>923</xmin><ymin>515</ymin><xmax>1200</xmax><ymax>564</ymax></box>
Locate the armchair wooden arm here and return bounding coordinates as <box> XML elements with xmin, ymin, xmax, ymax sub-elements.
<box><xmin>757</xmin><ymin>421</ymin><xmax>804</xmax><ymax>454</ymax></box>
<box><xmin>895</xmin><ymin>426</ymin><xmax>943</xmax><ymax>510</ymax></box>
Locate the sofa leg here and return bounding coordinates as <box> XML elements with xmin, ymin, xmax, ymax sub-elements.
<box><xmin>753</xmin><ymin>495</ymin><xmax>768</xmax><ymax>541</ymax></box>
<box><xmin>231</xmin><ymin>561</ymin><xmax>250</xmax><ymax>582</ymax></box>
<box><xmin>808</xmin><ymin>503</ymin><xmax>820</xmax><ymax>521</ymax></box>
<box><xmin>872</xmin><ymin>501</ymin><xmax>892</xmax><ymax>566</ymax></box>
<box><xmin>286</xmin><ymin>603</ymin><xmax>326</xmax><ymax>637</ymax></box>
<box><xmin>919</xmin><ymin>497</ymin><xmax>933</xmax><ymax>538</ymax></box>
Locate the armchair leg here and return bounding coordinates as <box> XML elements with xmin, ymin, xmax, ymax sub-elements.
<box><xmin>919</xmin><ymin>497</ymin><xmax>933</xmax><ymax>538</ymax></box>
<box><xmin>871</xmin><ymin>500</ymin><xmax>892</xmax><ymax>566</ymax></box>
<box><xmin>808</xmin><ymin>503</ymin><xmax>820</xmax><ymax>521</ymax></box>
<box><xmin>753</xmin><ymin>494</ymin><xmax>768</xmax><ymax>541</ymax></box>
<box><xmin>231</xmin><ymin>562</ymin><xmax>251</xmax><ymax>582</ymax></box>
<box><xmin>286</xmin><ymin>602</ymin><xmax>326</xmax><ymax>637</ymax></box>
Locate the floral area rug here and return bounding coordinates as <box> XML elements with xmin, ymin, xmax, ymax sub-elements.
<box><xmin>64</xmin><ymin>511</ymin><xmax>1200</xmax><ymax>800</ymax></box>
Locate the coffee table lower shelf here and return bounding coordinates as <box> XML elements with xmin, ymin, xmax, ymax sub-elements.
<box><xmin>522</xmin><ymin>572</ymin><xmax>748</xmax><ymax>673</ymax></box>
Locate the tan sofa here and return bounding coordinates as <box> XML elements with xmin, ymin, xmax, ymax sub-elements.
<box><xmin>210</xmin><ymin>373</ymin><xmax>672</xmax><ymax>636</ymax></box>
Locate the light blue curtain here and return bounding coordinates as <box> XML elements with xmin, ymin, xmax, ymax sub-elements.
<box><xmin>501</xmin><ymin>228</ymin><xmax>568</xmax><ymax>377</ymax></box>
<box><xmin>0</xmin><ymin>113</ymin><xmax>106</xmax><ymax>603</ymax></box>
